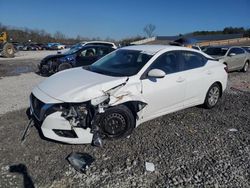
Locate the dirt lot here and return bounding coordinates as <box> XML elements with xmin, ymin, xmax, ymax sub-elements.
<box><xmin>0</xmin><ymin>52</ymin><xmax>250</xmax><ymax>187</ymax></box>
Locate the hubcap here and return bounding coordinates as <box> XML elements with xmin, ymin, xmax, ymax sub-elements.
<box><xmin>103</xmin><ymin>113</ymin><xmax>126</xmax><ymax>136</ymax></box>
<box><xmin>7</xmin><ymin>47</ymin><xmax>13</xmax><ymax>54</ymax></box>
<box><xmin>244</xmin><ymin>62</ymin><xmax>249</xmax><ymax>72</ymax></box>
<box><xmin>208</xmin><ymin>87</ymin><xmax>220</xmax><ymax>106</ymax></box>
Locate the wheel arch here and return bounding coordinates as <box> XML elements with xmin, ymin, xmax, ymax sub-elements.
<box><xmin>112</xmin><ymin>101</ymin><xmax>147</xmax><ymax>123</ymax></box>
<box><xmin>212</xmin><ymin>81</ymin><xmax>223</xmax><ymax>97</ymax></box>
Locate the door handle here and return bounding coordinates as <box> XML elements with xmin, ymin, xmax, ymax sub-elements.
<box><xmin>176</xmin><ymin>77</ymin><xmax>185</xmax><ymax>83</ymax></box>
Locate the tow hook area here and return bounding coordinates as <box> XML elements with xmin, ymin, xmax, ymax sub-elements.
<box><xmin>21</xmin><ymin>108</ymin><xmax>34</xmax><ymax>143</ymax></box>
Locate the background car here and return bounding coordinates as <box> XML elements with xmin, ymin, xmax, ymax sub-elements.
<box><xmin>30</xmin><ymin>45</ymin><xmax>228</xmax><ymax>144</ymax></box>
<box><xmin>46</xmin><ymin>43</ymin><xmax>60</xmax><ymax>50</ymax></box>
<box><xmin>39</xmin><ymin>45</ymin><xmax>115</xmax><ymax>75</ymax></box>
<box><xmin>242</xmin><ymin>46</ymin><xmax>250</xmax><ymax>53</ymax></box>
<box><xmin>36</xmin><ymin>43</ymin><xmax>47</xmax><ymax>50</ymax></box>
<box><xmin>23</xmin><ymin>43</ymin><xmax>40</xmax><ymax>51</ymax></box>
<box><xmin>50</xmin><ymin>43</ymin><xmax>66</xmax><ymax>50</ymax></box>
<box><xmin>12</xmin><ymin>42</ymin><xmax>24</xmax><ymax>51</ymax></box>
<box><xmin>203</xmin><ymin>46</ymin><xmax>249</xmax><ymax>72</ymax></box>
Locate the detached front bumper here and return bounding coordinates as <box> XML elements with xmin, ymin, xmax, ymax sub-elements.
<box><xmin>30</xmin><ymin>91</ymin><xmax>93</xmax><ymax>144</ymax></box>
<box><xmin>40</xmin><ymin>111</ymin><xmax>93</xmax><ymax>144</ymax></box>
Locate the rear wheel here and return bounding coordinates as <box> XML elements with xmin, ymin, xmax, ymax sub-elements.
<box><xmin>98</xmin><ymin>105</ymin><xmax>135</xmax><ymax>139</ymax></box>
<box><xmin>203</xmin><ymin>83</ymin><xmax>221</xmax><ymax>109</ymax></box>
<box><xmin>1</xmin><ymin>42</ymin><xmax>15</xmax><ymax>58</ymax></box>
<box><xmin>58</xmin><ymin>63</ymin><xmax>72</xmax><ymax>71</ymax></box>
<box><xmin>242</xmin><ymin>61</ymin><xmax>249</xmax><ymax>72</ymax></box>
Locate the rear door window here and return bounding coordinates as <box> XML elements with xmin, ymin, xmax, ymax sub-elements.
<box><xmin>181</xmin><ymin>51</ymin><xmax>207</xmax><ymax>70</ymax></box>
<box><xmin>97</xmin><ymin>47</ymin><xmax>114</xmax><ymax>56</ymax></box>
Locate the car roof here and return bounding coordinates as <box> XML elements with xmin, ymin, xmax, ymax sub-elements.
<box><xmin>81</xmin><ymin>41</ymin><xmax>116</xmax><ymax>45</ymax></box>
<box><xmin>79</xmin><ymin>45</ymin><xmax>114</xmax><ymax>49</ymax></box>
<box><xmin>121</xmin><ymin>45</ymin><xmax>199</xmax><ymax>54</ymax></box>
<box><xmin>121</xmin><ymin>45</ymin><xmax>215</xmax><ymax>59</ymax></box>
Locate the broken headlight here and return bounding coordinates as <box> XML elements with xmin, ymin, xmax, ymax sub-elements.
<box><xmin>90</xmin><ymin>95</ymin><xmax>109</xmax><ymax>106</ymax></box>
<box><xmin>61</xmin><ymin>104</ymin><xmax>90</xmax><ymax>129</ymax></box>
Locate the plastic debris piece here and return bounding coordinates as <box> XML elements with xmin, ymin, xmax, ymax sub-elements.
<box><xmin>92</xmin><ymin>132</ymin><xmax>103</xmax><ymax>147</ymax></box>
<box><xmin>145</xmin><ymin>162</ymin><xmax>155</xmax><ymax>172</ymax></box>
<box><xmin>21</xmin><ymin>119</ymin><xmax>34</xmax><ymax>143</ymax></box>
<box><xmin>228</xmin><ymin>128</ymin><xmax>238</xmax><ymax>132</ymax></box>
<box><xmin>66</xmin><ymin>152</ymin><xmax>95</xmax><ymax>173</ymax></box>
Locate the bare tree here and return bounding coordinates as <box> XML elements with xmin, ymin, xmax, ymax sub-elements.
<box><xmin>143</xmin><ymin>24</ymin><xmax>156</xmax><ymax>38</ymax></box>
<box><xmin>54</xmin><ymin>31</ymin><xmax>65</xmax><ymax>40</ymax></box>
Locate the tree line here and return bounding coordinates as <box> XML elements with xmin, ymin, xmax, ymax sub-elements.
<box><xmin>0</xmin><ymin>22</ymin><xmax>249</xmax><ymax>45</ymax></box>
<box><xmin>0</xmin><ymin>23</ymin><xmax>118</xmax><ymax>44</ymax></box>
<box><xmin>192</xmin><ymin>27</ymin><xmax>250</xmax><ymax>37</ymax></box>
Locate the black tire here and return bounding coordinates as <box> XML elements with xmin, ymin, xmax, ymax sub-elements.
<box><xmin>203</xmin><ymin>83</ymin><xmax>221</xmax><ymax>109</ymax></box>
<box><xmin>40</xmin><ymin>65</ymin><xmax>49</xmax><ymax>75</ymax></box>
<box><xmin>58</xmin><ymin>63</ymin><xmax>72</xmax><ymax>71</ymax></box>
<box><xmin>1</xmin><ymin>42</ymin><xmax>15</xmax><ymax>58</ymax></box>
<box><xmin>242</xmin><ymin>61</ymin><xmax>249</xmax><ymax>72</ymax></box>
<box><xmin>98</xmin><ymin>105</ymin><xmax>135</xmax><ymax>139</ymax></box>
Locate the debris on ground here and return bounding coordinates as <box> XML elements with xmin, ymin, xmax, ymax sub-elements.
<box><xmin>66</xmin><ymin>152</ymin><xmax>95</xmax><ymax>173</ymax></box>
<box><xmin>228</xmin><ymin>128</ymin><xmax>238</xmax><ymax>132</ymax></box>
<box><xmin>145</xmin><ymin>162</ymin><xmax>155</xmax><ymax>172</ymax></box>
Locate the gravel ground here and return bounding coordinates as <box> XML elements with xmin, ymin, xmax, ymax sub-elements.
<box><xmin>0</xmin><ymin>50</ymin><xmax>65</xmax><ymax>61</ymax></box>
<box><xmin>0</xmin><ymin>73</ymin><xmax>44</xmax><ymax>115</ymax></box>
<box><xmin>0</xmin><ymin>52</ymin><xmax>250</xmax><ymax>187</ymax></box>
<box><xmin>0</xmin><ymin>88</ymin><xmax>249</xmax><ymax>187</ymax></box>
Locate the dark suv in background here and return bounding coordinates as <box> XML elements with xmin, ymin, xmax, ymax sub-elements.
<box><xmin>38</xmin><ymin>45</ymin><xmax>115</xmax><ymax>75</ymax></box>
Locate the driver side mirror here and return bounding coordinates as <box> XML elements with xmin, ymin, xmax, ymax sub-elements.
<box><xmin>228</xmin><ymin>53</ymin><xmax>236</xmax><ymax>57</ymax></box>
<box><xmin>148</xmin><ymin>69</ymin><xmax>166</xmax><ymax>78</ymax></box>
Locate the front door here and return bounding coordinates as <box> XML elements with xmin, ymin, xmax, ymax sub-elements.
<box><xmin>141</xmin><ymin>51</ymin><xmax>186</xmax><ymax>121</ymax></box>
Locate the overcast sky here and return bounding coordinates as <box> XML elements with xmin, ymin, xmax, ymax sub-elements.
<box><xmin>0</xmin><ymin>0</ymin><xmax>249</xmax><ymax>39</ymax></box>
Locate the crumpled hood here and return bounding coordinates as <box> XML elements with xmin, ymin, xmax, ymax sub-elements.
<box><xmin>36</xmin><ymin>68</ymin><xmax>128</xmax><ymax>103</ymax></box>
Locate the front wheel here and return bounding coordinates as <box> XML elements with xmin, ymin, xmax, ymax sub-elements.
<box><xmin>242</xmin><ymin>61</ymin><xmax>249</xmax><ymax>72</ymax></box>
<box><xmin>203</xmin><ymin>83</ymin><xmax>221</xmax><ymax>109</ymax></box>
<box><xmin>98</xmin><ymin>105</ymin><xmax>135</xmax><ymax>139</ymax></box>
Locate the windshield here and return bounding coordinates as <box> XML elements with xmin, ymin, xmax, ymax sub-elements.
<box><xmin>90</xmin><ymin>49</ymin><xmax>153</xmax><ymax>77</ymax></box>
<box><xmin>242</xmin><ymin>47</ymin><xmax>250</xmax><ymax>53</ymax></box>
<box><xmin>203</xmin><ymin>47</ymin><xmax>228</xmax><ymax>56</ymax></box>
<box><xmin>64</xmin><ymin>46</ymin><xmax>82</xmax><ymax>55</ymax></box>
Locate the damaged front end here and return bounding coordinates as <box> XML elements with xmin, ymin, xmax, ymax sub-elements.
<box><xmin>29</xmin><ymin>79</ymin><xmax>147</xmax><ymax>146</ymax></box>
<box><xmin>59</xmin><ymin>98</ymin><xmax>110</xmax><ymax>147</ymax></box>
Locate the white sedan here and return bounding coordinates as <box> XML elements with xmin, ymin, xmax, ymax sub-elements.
<box><xmin>29</xmin><ymin>45</ymin><xmax>228</xmax><ymax>145</ymax></box>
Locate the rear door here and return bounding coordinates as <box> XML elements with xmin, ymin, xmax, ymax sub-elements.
<box><xmin>227</xmin><ymin>48</ymin><xmax>242</xmax><ymax>70</ymax></box>
<box><xmin>234</xmin><ymin>48</ymin><xmax>247</xmax><ymax>69</ymax></box>
<box><xmin>179</xmin><ymin>51</ymin><xmax>208</xmax><ymax>107</ymax></box>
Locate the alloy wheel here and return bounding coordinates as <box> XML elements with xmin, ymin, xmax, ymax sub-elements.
<box><xmin>208</xmin><ymin>86</ymin><xmax>220</xmax><ymax>106</ymax></box>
